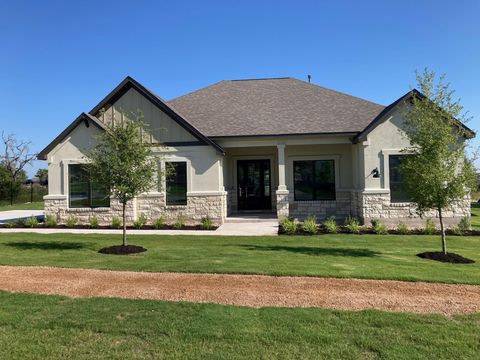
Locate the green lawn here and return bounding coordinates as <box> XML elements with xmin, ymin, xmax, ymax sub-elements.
<box><xmin>0</xmin><ymin>233</ymin><xmax>479</xmax><ymax>284</ymax></box>
<box><xmin>0</xmin><ymin>291</ymin><xmax>478</xmax><ymax>360</ymax></box>
<box><xmin>0</xmin><ymin>201</ymin><xmax>44</xmax><ymax>211</ymax></box>
<box><xmin>471</xmin><ymin>203</ymin><xmax>480</xmax><ymax>229</ymax></box>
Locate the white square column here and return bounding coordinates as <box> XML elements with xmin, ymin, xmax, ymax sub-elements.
<box><xmin>276</xmin><ymin>144</ymin><xmax>289</xmax><ymax>219</ymax></box>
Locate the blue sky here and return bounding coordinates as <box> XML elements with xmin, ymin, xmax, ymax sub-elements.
<box><xmin>1</xmin><ymin>0</ymin><xmax>479</xmax><ymax>176</ymax></box>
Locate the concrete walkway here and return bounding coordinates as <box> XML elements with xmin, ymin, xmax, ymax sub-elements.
<box><xmin>0</xmin><ymin>214</ymin><xmax>279</xmax><ymax>236</ymax></box>
<box><xmin>1</xmin><ymin>265</ymin><xmax>479</xmax><ymax>315</ymax></box>
<box><xmin>0</xmin><ymin>210</ymin><xmax>44</xmax><ymax>224</ymax></box>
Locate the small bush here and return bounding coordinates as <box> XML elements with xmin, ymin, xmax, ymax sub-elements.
<box><xmin>200</xmin><ymin>216</ymin><xmax>215</xmax><ymax>230</ymax></box>
<box><xmin>13</xmin><ymin>218</ymin><xmax>26</xmax><ymax>228</ymax></box>
<box><xmin>174</xmin><ymin>214</ymin><xmax>186</xmax><ymax>229</ymax></box>
<box><xmin>451</xmin><ymin>226</ymin><xmax>462</xmax><ymax>236</ymax></box>
<box><xmin>111</xmin><ymin>216</ymin><xmax>122</xmax><ymax>229</ymax></box>
<box><xmin>302</xmin><ymin>215</ymin><xmax>318</xmax><ymax>235</ymax></box>
<box><xmin>25</xmin><ymin>216</ymin><xmax>38</xmax><ymax>228</ymax></box>
<box><xmin>344</xmin><ymin>215</ymin><xmax>360</xmax><ymax>234</ymax></box>
<box><xmin>372</xmin><ymin>219</ymin><xmax>387</xmax><ymax>235</ymax></box>
<box><xmin>424</xmin><ymin>218</ymin><xmax>436</xmax><ymax>235</ymax></box>
<box><xmin>133</xmin><ymin>213</ymin><xmax>148</xmax><ymax>229</ymax></box>
<box><xmin>66</xmin><ymin>215</ymin><xmax>77</xmax><ymax>228</ymax></box>
<box><xmin>458</xmin><ymin>217</ymin><xmax>471</xmax><ymax>232</ymax></box>
<box><xmin>323</xmin><ymin>216</ymin><xmax>338</xmax><ymax>234</ymax></box>
<box><xmin>396</xmin><ymin>222</ymin><xmax>409</xmax><ymax>235</ymax></box>
<box><xmin>280</xmin><ymin>217</ymin><xmax>297</xmax><ymax>235</ymax></box>
<box><xmin>153</xmin><ymin>216</ymin><xmax>165</xmax><ymax>229</ymax></box>
<box><xmin>88</xmin><ymin>215</ymin><xmax>99</xmax><ymax>229</ymax></box>
<box><xmin>44</xmin><ymin>214</ymin><xmax>57</xmax><ymax>227</ymax></box>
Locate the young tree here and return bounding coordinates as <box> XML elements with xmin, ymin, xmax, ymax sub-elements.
<box><xmin>86</xmin><ymin>118</ymin><xmax>160</xmax><ymax>247</ymax></box>
<box><xmin>400</xmin><ymin>69</ymin><xmax>476</xmax><ymax>255</ymax></box>
<box><xmin>1</xmin><ymin>133</ymin><xmax>37</xmax><ymax>205</ymax></box>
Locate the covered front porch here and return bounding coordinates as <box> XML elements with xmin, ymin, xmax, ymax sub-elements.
<box><xmin>219</xmin><ymin>137</ymin><xmax>358</xmax><ymax>220</ymax></box>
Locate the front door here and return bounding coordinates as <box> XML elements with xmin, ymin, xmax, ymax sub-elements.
<box><xmin>237</xmin><ymin>159</ymin><xmax>271</xmax><ymax>210</ymax></box>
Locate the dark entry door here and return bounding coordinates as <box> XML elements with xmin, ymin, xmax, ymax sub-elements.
<box><xmin>237</xmin><ymin>160</ymin><xmax>271</xmax><ymax>210</ymax></box>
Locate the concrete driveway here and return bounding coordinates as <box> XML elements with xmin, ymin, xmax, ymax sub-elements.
<box><xmin>0</xmin><ymin>210</ymin><xmax>45</xmax><ymax>224</ymax></box>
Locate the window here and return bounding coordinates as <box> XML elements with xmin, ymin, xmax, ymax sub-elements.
<box><xmin>69</xmin><ymin>164</ymin><xmax>110</xmax><ymax>208</ymax></box>
<box><xmin>389</xmin><ymin>155</ymin><xmax>410</xmax><ymax>202</ymax></box>
<box><xmin>293</xmin><ymin>160</ymin><xmax>335</xmax><ymax>201</ymax></box>
<box><xmin>166</xmin><ymin>162</ymin><xmax>187</xmax><ymax>205</ymax></box>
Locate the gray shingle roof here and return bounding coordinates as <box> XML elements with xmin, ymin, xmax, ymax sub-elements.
<box><xmin>168</xmin><ymin>77</ymin><xmax>385</xmax><ymax>137</ymax></box>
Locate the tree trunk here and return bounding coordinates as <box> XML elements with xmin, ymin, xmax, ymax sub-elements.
<box><xmin>439</xmin><ymin>207</ymin><xmax>446</xmax><ymax>255</ymax></box>
<box><xmin>122</xmin><ymin>202</ymin><xmax>127</xmax><ymax>247</ymax></box>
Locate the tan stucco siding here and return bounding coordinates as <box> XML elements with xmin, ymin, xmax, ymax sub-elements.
<box><xmin>98</xmin><ymin>88</ymin><xmax>198</xmax><ymax>143</ymax></box>
<box><xmin>362</xmin><ymin>105</ymin><xmax>411</xmax><ymax>190</ymax></box>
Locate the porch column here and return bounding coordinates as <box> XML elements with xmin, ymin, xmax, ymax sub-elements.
<box><xmin>276</xmin><ymin>144</ymin><xmax>289</xmax><ymax>219</ymax></box>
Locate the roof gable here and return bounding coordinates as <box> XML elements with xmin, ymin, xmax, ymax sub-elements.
<box><xmin>90</xmin><ymin>76</ymin><xmax>224</xmax><ymax>153</ymax></box>
<box><xmin>37</xmin><ymin>113</ymin><xmax>105</xmax><ymax>160</ymax></box>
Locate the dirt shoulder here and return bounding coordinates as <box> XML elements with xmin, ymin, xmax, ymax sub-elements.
<box><xmin>0</xmin><ymin>265</ymin><xmax>478</xmax><ymax>315</ymax></box>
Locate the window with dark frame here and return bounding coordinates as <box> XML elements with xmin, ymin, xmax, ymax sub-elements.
<box><xmin>68</xmin><ymin>164</ymin><xmax>110</xmax><ymax>208</ymax></box>
<box><xmin>166</xmin><ymin>162</ymin><xmax>187</xmax><ymax>205</ymax></box>
<box><xmin>293</xmin><ymin>160</ymin><xmax>336</xmax><ymax>201</ymax></box>
<box><xmin>389</xmin><ymin>154</ymin><xmax>410</xmax><ymax>203</ymax></box>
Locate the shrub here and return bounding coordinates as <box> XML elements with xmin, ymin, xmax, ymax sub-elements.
<box><xmin>396</xmin><ymin>222</ymin><xmax>409</xmax><ymax>235</ymax></box>
<box><xmin>44</xmin><ymin>214</ymin><xmax>57</xmax><ymax>227</ymax></box>
<box><xmin>344</xmin><ymin>215</ymin><xmax>360</xmax><ymax>234</ymax></box>
<box><xmin>423</xmin><ymin>218</ymin><xmax>436</xmax><ymax>235</ymax></box>
<box><xmin>153</xmin><ymin>216</ymin><xmax>165</xmax><ymax>229</ymax></box>
<box><xmin>25</xmin><ymin>216</ymin><xmax>38</xmax><ymax>228</ymax></box>
<box><xmin>174</xmin><ymin>214</ymin><xmax>186</xmax><ymax>229</ymax></box>
<box><xmin>13</xmin><ymin>218</ymin><xmax>26</xmax><ymax>228</ymax></box>
<box><xmin>111</xmin><ymin>216</ymin><xmax>122</xmax><ymax>229</ymax></box>
<box><xmin>323</xmin><ymin>216</ymin><xmax>338</xmax><ymax>234</ymax></box>
<box><xmin>280</xmin><ymin>217</ymin><xmax>297</xmax><ymax>235</ymax></box>
<box><xmin>371</xmin><ymin>219</ymin><xmax>387</xmax><ymax>235</ymax></box>
<box><xmin>302</xmin><ymin>215</ymin><xmax>318</xmax><ymax>235</ymax></box>
<box><xmin>88</xmin><ymin>215</ymin><xmax>99</xmax><ymax>229</ymax></box>
<box><xmin>200</xmin><ymin>216</ymin><xmax>215</xmax><ymax>230</ymax></box>
<box><xmin>133</xmin><ymin>213</ymin><xmax>148</xmax><ymax>229</ymax></box>
<box><xmin>451</xmin><ymin>226</ymin><xmax>462</xmax><ymax>236</ymax></box>
<box><xmin>66</xmin><ymin>215</ymin><xmax>77</xmax><ymax>228</ymax></box>
<box><xmin>458</xmin><ymin>217</ymin><xmax>471</xmax><ymax>232</ymax></box>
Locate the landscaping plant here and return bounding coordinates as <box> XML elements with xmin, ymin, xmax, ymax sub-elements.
<box><xmin>371</xmin><ymin>219</ymin><xmax>388</xmax><ymax>235</ymax></box>
<box><xmin>133</xmin><ymin>213</ymin><xmax>148</xmax><ymax>229</ymax></box>
<box><xmin>458</xmin><ymin>217</ymin><xmax>471</xmax><ymax>232</ymax></box>
<box><xmin>153</xmin><ymin>216</ymin><xmax>165</xmax><ymax>229</ymax></box>
<box><xmin>400</xmin><ymin>69</ymin><xmax>476</xmax><ymax>256</ymax></box>
<box><xmin>111</xmin><ymin>216</ymin><xmax>122</xmax><ymax>229</ymax></box>
<box><xmin>323</xmin><ymin>216</ymin><xmax>338</xmax><ymax>234</ymax></box>
<box><xmin>174</xmin><ymin>214</ymin><xmax>186</xmax><ymax>229</ymax></box>
<box><xmin>88</xmin><ymin>215</ymin><xmax>99</xmax><ymax>229</ymax></box>
<box><xmin>396</xmin><ymin>222</ymin><xmax>409</xmax><ymax>235</ymax></box>
<box><xmin>200</xmin><ymin>216</ymin><xmax>215</xmax><ymax>230</ymax></box>
<box><xmin>423</xmin><ymin>218</ymin><xmax>436</xmax><ymax>235</ymax></box>
<box><xmin>44</xmin><ymin>214</ymin><xmax>57</xmax><ymax>227</ymax></box>
<box><xmin>65</xmin><ymin>215</ymin><xmax>77</xmax><ymax>228</ymax></box>
<box><xmin>25</xmin><ymin>216</ymin><xmax>38</xmax><ymax>228</ymax></box>
<box><xmin>280</xmin><ymin>217</ymin><xmax>297</xmax><ymax>235</ymax></box>
<box><xmin>302</xmin><ymin>215</ymin><xmax>318</xmax><ymax>235</ymax></box>
<box><xmin>344</xmin><ymin>215</ymin><xmax>361</xmax><ymax>234</ymax></box>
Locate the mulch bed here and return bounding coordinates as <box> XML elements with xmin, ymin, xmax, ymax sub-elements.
<box><xmin>0</xmin><ymin>224</ymin><xmax>217</xmax><ymax>231</ymax></box>
<box><xmin>279</xmin><ymin>226</ymin><xmax>480</xmax><ymax>236</ymax></box>
<box><xmin>417</xmin><ymin>251</ymin><xmax>475</xmax><ymax>264</ymax></box>
<box><xmin>98</xmin><ymin>245</ymin><xmax>147</xmax><ymax>255</ymax></box>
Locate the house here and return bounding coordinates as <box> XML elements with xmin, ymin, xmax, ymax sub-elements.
<box><xmin>38</xmin><ymin>76</ymin><xmax>474</xmax><ymax>227</ymax></box>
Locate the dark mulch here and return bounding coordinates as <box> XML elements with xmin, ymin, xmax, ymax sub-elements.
<box><xmin>98</xmin><ymin>245</ymin><xmax>147</xmax><ymax>255</ymax></box>
<box><xmin>417</xmin><ymin>251</ymin><xmax>475</xmax><ymax>264</ymax></box>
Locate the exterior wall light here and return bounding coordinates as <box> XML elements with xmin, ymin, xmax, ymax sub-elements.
<box><xmin>372</xmin><ymin>167</ymin><xmax>380</xmax><ymax>178</ymax></box>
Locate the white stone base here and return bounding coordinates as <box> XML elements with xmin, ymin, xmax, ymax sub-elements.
<box><xmin>44</xmin><ymin>192</ymin><xmax>227</xmax><ymax>226</ymax></box>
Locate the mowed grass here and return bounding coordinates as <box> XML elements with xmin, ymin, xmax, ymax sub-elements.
<box><xmin>471</xmin><ymin>203</ymin><xmax>480</xmax><ymax>229</ymax></box>
<box><xmin>0</xmin><ymin>201</ymin><xmax>44</xmax><ymax>211</ymax></box>
<box><xmin>0</xmin><ymin>233</ymin><xmax>479</xmax><ymax>284</ymax></box>
<box><xmin>0</xmin><ymin>291</ymin><xmax>478</xmax><ymax>360</ymax></box>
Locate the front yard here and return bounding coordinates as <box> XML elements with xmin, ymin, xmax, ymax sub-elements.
<box><xmin>0</xmin><ymin>291</ymin><xmax>478</xmax><ymax>360</ymax></box>
<box><xmin>0</xmin><ymin>233</ymin><xmax>479</xmax><ymax>284</ymax></box>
